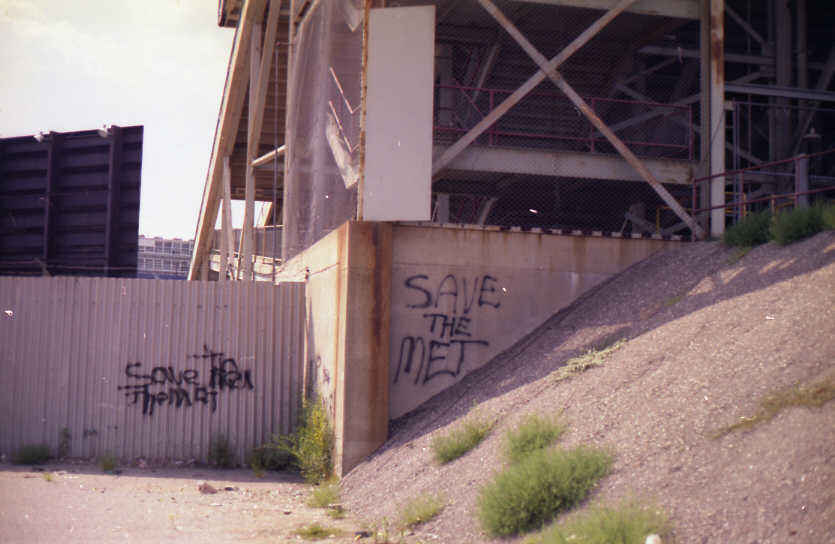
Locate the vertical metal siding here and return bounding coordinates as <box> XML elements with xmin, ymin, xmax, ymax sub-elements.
<box><xmin>0</xmin><ymin>277</ymin><xmax>304</xmax><ymax>464</ymax></box>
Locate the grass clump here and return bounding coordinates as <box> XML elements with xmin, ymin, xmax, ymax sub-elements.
<box><xmin>281</xmin><ymin>400</ymin><xmax>334</xmax><ymax>484</ymax></box>
<box><xmin>398</xmin><ymin>493</ymin><xmax>445</xmax><ymax>528</ymax></box>
<box><xmin>551</xmin><ymin>340</ymin><xmax>625</xmax><ymax>383</ymax></box>
<box><xmin>504</xmin><ymin>414</ymin><xmax>566</xmax><ymax>463</ymax></box>
<box><xmin>12</xmin><ymin>443</ymin><xmax>51</xmax><ymax>465</ymax></box>
<box><xmin>208</xmin><ymin>433</ymin><xmax>235</xmax><ymax>468</ymax></box>
<box><xmin>715</xmin><ymin>378</ymin><xmax>835</xmax><ymax>438</ymax></box>
<box><xmin>477</xmin><ymin>445</ymin><xmax>614</xmax><ymax>537</ymax></box>
<box><xmin>307</xmin><ymin>478</ymin><xmax>341</xmax><ymax>508</ymax></box>
<box><xmin>771</xmin><ymin>203</ymin><xmax>827</xmax><ymax>245</ymax></box>
<box><xmin>247</xmin><ymin>442</ymin><xmax>294</xmax><ymax>476</ymax></box>
<box><xmin>292</xmin><ymin>523</ymin><xmax>344</xmax><ymax>541</ymax></box>
<box><xmin>722</xmin><ymin>209</ymin><xmax>772</xmax><ymax>247</ymax></box>
<box><xmin>96</xmin><ymin>451</ymin><xmax>119</xmax><ymax>473</ymax></box>
<box><xmin>431</xmin><ymin>412</ymin><xmax>493</xmax><ymax>464</ymax></box>
<box><xmin>525</xmin><ymin>500</ymin><xmax>672</xmax><ymax>544</ymax></box>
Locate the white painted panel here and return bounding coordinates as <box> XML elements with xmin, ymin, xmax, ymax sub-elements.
<box><xmin>362</xmin><ymin>6</ymin><xmax>435</xmax><ymax>221</ymax></box>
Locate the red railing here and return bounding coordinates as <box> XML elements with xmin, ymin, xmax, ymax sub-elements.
<box><xmin>434</xmin><ymin>83</ymin><xmax>693</xmax><ymax>160</ymax></box>
<box><xmin>690</xmin><ymin>148</ymin><xmax>835</xmax><ymax>239</ymax></box>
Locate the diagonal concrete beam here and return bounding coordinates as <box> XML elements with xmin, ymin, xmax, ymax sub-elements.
<box><xmin>478</xmin><ymin>0</ymin><xmax>705</xmax><ymax>238</ymax></box>
<box><xmin>432</xmin><ymin>0</ymin><xmax>638</xmax><ymax>177</ymax></box>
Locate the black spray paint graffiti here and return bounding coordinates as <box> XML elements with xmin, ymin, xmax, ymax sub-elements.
<box><xmin>394</xmin><ymin>274</ymin><xmax>500</xmax><ymax>386</ymax></box>
<box><xmin>117</xmin><ymin>345</ymin><xmax>254</xmax><ymax>416</ymax></box>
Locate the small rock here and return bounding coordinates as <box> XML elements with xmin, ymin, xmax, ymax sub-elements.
<box><xmin>198</xmin><ymin>481</ymin><xmax>218</xmax><ymax>494</ymax></box>
<box><xmin>283</xmin><ymin>510</ymin><xmax>292</xmax><ymax>515</ymax></box>
<box><xmin>354</xmin><ymin>530</ymin><xmax>371</xmax><ymax>539</ymax></box>
<box><xmin>223</xmin><ymin>486</ymin><xmax>236</xmax><ymax>491</ymax></box>
<box><xmin>645</xmin><ymin>535</ymin><xmax>662</xmax><ymax>544</ymax></box>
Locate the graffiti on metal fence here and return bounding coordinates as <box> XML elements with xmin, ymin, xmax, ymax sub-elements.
<box><xmin>117</xmin><ymin>345</ymin><xmax>254</xmax><ymax>416</ymax></box>
<box><xmin>394</xmin><ymin>273</ymin><xmax>501</xmax><ymax>386</ymax></box>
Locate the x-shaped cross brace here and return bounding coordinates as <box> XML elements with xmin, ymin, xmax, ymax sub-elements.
<box><xmin>433</xmin><ymin>0</ymin><xmax>705</xmax><ymax>239</ymax></box>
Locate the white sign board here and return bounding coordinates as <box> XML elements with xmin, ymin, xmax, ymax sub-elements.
<box><xmin>362</xmin><ymin>6</ymin><xmax>435</xmax><ymax>221</ymax></box>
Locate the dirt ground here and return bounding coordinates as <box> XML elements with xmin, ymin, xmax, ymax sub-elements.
<box><xmin>0</xmin><ymin>462</ymin><xmax>370</xmax><ymax>543</ymax></box>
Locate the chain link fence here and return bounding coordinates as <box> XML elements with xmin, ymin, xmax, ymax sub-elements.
<box><xmin>430</xmin><ymin>2</ymin><xmax>700</xmax><ymax>237</ymax></box>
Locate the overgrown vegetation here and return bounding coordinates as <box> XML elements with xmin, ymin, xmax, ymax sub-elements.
<box><xmin>431</xmin><ymin>411</ymin><xmax>493</xmax><ymax>464</ymax></box>
<box><xmin>12</xmin><ymin>443</ymin><xmax>51</xmax><ymax>465</ymax></box>
<box><xmin>398</xmin><ymin>493</ymin><xmax>445</xmax><ymax>528</ymax></box>
<box><xmin>307</xmin><ymin>478</ymin><xmax>341</xmax><ymax>509</ymax></box>
<box><xmin>524</xmin><ymin>500</ymin><xmax>672</xmax><ymax>544</ymax></box>
<box><xmin>723</xmin><ymin>201</ymin><xmax>835</xmax><ymax>248</ymax></box>
<box><xmin>247</xmin><ymin>442</ymin><xmax>294</xmax><ymax>476</ymax></box>
<box><xmin>57</xmin><ymin>427</ymin><xmax>71</xmax><ymax>459</ymax></box>
<box><xmin>292</xmin><ymin>523</ymin><xmax>344</xmax><ymax>541</ymax></box>
<box><xmin>280</xmin><ymin>400</ymin><xmax>335</xmax><ymax>483</ymax></box>
<box><xmin>715</xmin><ymin>378</ymin><xmax>835</xmax><ymax>438</ymax></box>
<box><xmin>503</xmin><ymin>414</ymin><xmax>566</xmax><ymax>463</ymax></box>
<box><xmin>477</xmin><ymin>445</ymin><xmax>614</xmax><ymax>537</ymax></box>
<box><xmin>96</xmin><ymin>451</ymin><xmax>119</xmax><ymax>473</ymax></box>
<box><xmin>550</xmin><ymin>340</ymin><xmax>625</xmax><ymax>383</ymax></box>
<box><xmin>208</xmin><ymin>433</ymin><xmax>235</xmax><ymax>468</ymax></box>
<box><xmin>770</xmin><ymin>202</ymin><xmax>827</xmax><ymax>245</ymax></box>
<box><xmin>722</xmin><ymin>209</ymin><xmax>772</xmax><ymax>247</ymax></box>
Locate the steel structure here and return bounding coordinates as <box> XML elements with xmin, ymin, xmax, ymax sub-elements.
<box><xmin>191</xmin><ymin>0</ymin><xmax>835</xmax><ymax>279</ymax></box>
<box><xmin>0</xmin><ymin>126</ymin><xmax>143</xmax><ymax>277</ymax></box>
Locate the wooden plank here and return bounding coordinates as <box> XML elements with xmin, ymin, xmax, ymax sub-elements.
<box><xmin>190</xmin><ymin>0</ymin><xmax>268</xmax><ymax>280</ymax></box>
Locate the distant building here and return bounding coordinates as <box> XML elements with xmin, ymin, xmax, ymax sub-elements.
<box><xmin>137</xmin><ymin>235</ymin><xmax>193</xmax><ymax>279</ymax></box>
<box><xmin>0</xmin><ymin>125</ymin><xmax>143</xmax><ymax>277</ymax></box>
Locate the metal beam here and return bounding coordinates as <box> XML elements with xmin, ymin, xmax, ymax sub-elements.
<box><xmin>511</xmin><ymin>0</ymin><xmax>698</xmax><ymax>20</ymax></box>
<box><xmin>792</xmin><ymin>44</ymin><xmax>835</xmax><ymax>155</ymax></box>
<box><xmin>434</xmin><ymin>144</ymin><xmax>693</xmax><ymax>184</ymax></box>
<box><xmin>240</xmin><ymin>24</ymin><xmax>263</xmax><ymax>280</ymax></box>
<box><xmin>725</xmin><ymin>83</ymin><xmax>835</xmax><ymax>102</ymax></box>
<box><xmin>708</xmin><ymin>0</ymin><xmax>725</xmax><ymax>237</ymax></box>
<box><xmin>433</xmin><ymin>0</ymin><xmax>638</xmax><ymax>177</ymax></box>
<box><xmin>479</xmin><ymin>0</ymin><xmax>703</xmax><ymax>237</ymax></box>
<box><xmin>724</xmin><ymin>4</ymin><xmax>765</xmax><ymax>48</ymax></box>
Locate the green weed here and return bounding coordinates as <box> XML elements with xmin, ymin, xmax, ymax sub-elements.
<box><xmin>292</xmin><ymin>523</ymin><xmax>344</xmax><ymax>540</ymax></box>
<box><xmin>477</xmin><ymin>445</ymin><xmax>614</xmax><ymax>537</ymax></box>
<box><xmin>42</xmin><ymin>471</ymin><xmax>54</xmax><ymax>482</ymax></box>
<box><xmin>771</xmin><ymin>205</ymin><xmax>824</xmax><ymax>245</ymax></box>
<box><xmin>722</xmin><ymin>209</ymin><xmax>772</xmax><ymax>247</ymax></box>
<box><xmin>208</xmin><ymin>433</ymin><xmax>235</xmax><ymax>468</ymax></box>
<box><xmin>715</xmin><ymin>378</ymin><xmax>835</xmax><ymax>438</ymax></box>
<box><xmin>278</xmin><ymin>400</ymin><xmax>335</xmax><ymax>484</ymax></box>
<box><xmin>97</xmin><ymin>451</ymin><xmax>119</xmax><ymax>473</ymax></box>
<box><xmin>431</xmin><ymin>412</ymin><xmax>493</xmax><ymax>464</ymax></box>
<box><xmin>398</xmin><ymin>493</ymin><xmax>445</xmax><ymax>528</ymax></box>
<box><xmin>525</xmin><ymin>500</ymin><xmax>672</xmax><ymax>544</ymax></box>
<box><xmin>247</xmin><ymin>442</ymin><xmax>294</xmax><ymax>476</ymax></box>
<box><xmin>503</xmin><ymin>414</ymin><xmax>566</xmax><ymax>463</ymax></box>
<box><xmin>307</xmin><ymin>478</ymin><xmax>341</xmax><ymax>508</ymax></box>
<box><xmin>550</xmin><ymin>340</ymin><xmax>625</xmax><ymax>383</ymax></box>
<box><xmin>12</xmin><ymin>443</ymin><xmax>51</xmax><ymax>465</ymax></box>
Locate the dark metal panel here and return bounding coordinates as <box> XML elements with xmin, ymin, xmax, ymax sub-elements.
<box><xmin>0</xmin><ymin>125</ymin><xmax>143</xmax><ymax>277</ymax></box>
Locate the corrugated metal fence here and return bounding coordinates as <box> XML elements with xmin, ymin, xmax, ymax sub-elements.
<box><xmin>0</xmin><ymin>277</ymin><xmax>305</xmax><ymax>464</ymax></box>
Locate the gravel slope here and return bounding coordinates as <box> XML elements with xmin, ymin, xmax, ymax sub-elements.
<box><xmin>342</xmin><ymin>232</ymin><xmax>835</xmax><ymax>543</ymax></box>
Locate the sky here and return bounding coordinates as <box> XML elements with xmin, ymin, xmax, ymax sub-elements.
<box><xmin>0</xmin><ymin>0</ymin><xmax>236</xmax><ymax>240</ymax></box>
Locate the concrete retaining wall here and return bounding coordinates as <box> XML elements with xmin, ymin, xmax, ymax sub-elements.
<box><xmin>388</xmin><ymin>224</ymin><xmax>677</xmax><ymax>418</ymax></box>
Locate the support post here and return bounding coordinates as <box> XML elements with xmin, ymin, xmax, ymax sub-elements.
<box><xmin>104</xmin><ymin>126</ymin><xmax>123</xmax><ymax>276</ymax></box>
<box><xmin>795</xmin><ymin>155</ymin><xmax>809</xmax><ymax>208</ymax></box>
<box><xmin>241</xmin><ymin>23</ymin><xmax>263</xmax><ymax>280</ymax></box>
<box><xmin>708</xmin><ymin>0</ymin><xmax>725</xmax><ymax>238</ymax></box>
